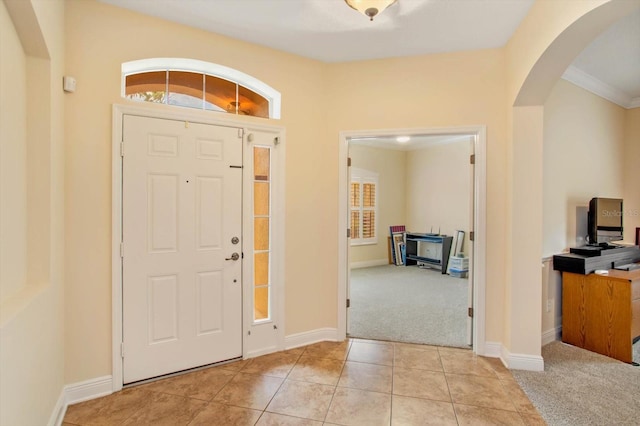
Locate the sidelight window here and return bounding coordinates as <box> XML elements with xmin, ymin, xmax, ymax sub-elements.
<box><xmin>253</xmin><ymin>146</ymin><xmax>272</xmax><ymax>321</ymax></box>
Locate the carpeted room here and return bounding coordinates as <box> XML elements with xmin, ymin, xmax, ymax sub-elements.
<box><xmin>347</xmin><ymin>136</ymin><xmax>473</xmax><ymax>348</ymax></box>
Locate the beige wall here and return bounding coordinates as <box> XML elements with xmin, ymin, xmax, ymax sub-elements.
<box><xmin>406</xmin><ymin>141</ymin><xmax>472</xmax><ymax>255</ymax></box>
<box><xmin>0</xmin><ymin>0</ymin><xmax>28</xmax><ymax>303</ymax></box>
<box><xmin>349</xmin><ymin>145</ymin><xmax>406</xmax><ymax>265</ymax></box>
<box><xmin>64</xmin><ymin>0</ymin><xmax>330</xmax><ymax>383</ymax></box>
<box><xmin>0</xmin><ymin>0</ymin><xmax>66</xmax><ymax>424</ymax></box>
<box><xmin>503</xmin><ymin>0</ymin><xmax>638</xmax><ymax>360</ymax></box>
<box><xmin>58</xmin><ymin>0</ymin><xmax>640</xmax><ymax>390</ymax></box>
<box><xmin>327</xmin><ymin>50</ymin><xmax>508</xmax><ymax>343</ymax></box>
<box><xmin>623</xmin><ymin>108</ymin><xmax>640</xmax><ymax>242</ymax></box>
<box><xmin>543</xmin><ymin>79</ymin><xmax>625</xmax><ymax>256</ymax></box>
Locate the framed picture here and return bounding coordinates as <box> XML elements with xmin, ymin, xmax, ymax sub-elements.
<box><xmin>453</xmin><ymin>230</ymin><xmax>465</xmax><ymax>256</ymax></box>
<box><xmin>393</xmin><ymin>233</ymin><xmax>405</xmax><ymax>266</ymax></box>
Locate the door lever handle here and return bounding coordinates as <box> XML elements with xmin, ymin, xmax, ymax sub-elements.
<box><xmin>225</xmin><ymin>253</ymin><xmax>240</xmax><ymax>261</ymax></box>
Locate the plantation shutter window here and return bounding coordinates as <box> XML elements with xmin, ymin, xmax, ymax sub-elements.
<box><xmin>350</xmin><ymin>169</ymin><xmax>378</xmax><ymax>245</ymax></box>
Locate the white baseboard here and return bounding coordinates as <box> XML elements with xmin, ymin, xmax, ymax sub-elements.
<box><xmin>65</xmin><ymin>375</ymin><xmax>113</xmax><ymax>405</ymax></box>
<box><xmin>47</xmin><ymin>389</ymin><xmax>67</xmax><ymax>426</ymax></box>
<box><xmin>542</xmin><ymin>325</ymin><xmax>562</xmax><ymax>346</ymax></box>
<box><xmin>246</xmin><ymin>345</ymin><xmax>280</xmax><ymax>359</ymax></box>
<box><xmin>502</xmin><ymin>345</ymin><xmax>544</xmax><ymax>371</ymax></box>
<box><xmin>285</xmin><ymin>328</ymin><xmax>339</xmax><ymax>350</ymax></box>
<box><xmin>48</xmin><ymin>376</ymin><xmax>114</xmax><ymax>426</ymax></box>
<box><xmin>350</xmin><ymin>259</ymin><xmax>389</xmax><ymax>269</ymax></box>
<box><xmin>482</xmin><ymin>341</ymin><xmax>503</xmax><ymax>358</ymax></box>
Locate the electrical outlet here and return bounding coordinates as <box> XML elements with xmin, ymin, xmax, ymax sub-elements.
<box><xmin>546</xmin><ymin>300</ymin><xmax>552</xmax><ymax>313</ymax></box>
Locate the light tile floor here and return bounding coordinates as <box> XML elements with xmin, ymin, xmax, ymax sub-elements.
<box><xmin>63</xmin><ymin>339</ymin><xmax>546</xmax><ymax>425</ymax></box>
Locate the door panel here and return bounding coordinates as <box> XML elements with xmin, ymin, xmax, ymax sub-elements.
<box><xmin>122</xmin><ymin>115</ymin><xmax>242</xmax><ymax>384</ymax></box>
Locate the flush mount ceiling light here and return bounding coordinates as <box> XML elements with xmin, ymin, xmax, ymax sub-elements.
<box><xmin>345</xmin><ymin>0</ymin><xmax>398</xmax><ymax>21</ymax></box>
<box><xmin>396</xmin><ymin>136</ymin><xmax>410</xmax><ymax>143</ymax></box>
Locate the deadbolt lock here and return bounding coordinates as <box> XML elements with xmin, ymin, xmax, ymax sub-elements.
<box><xmin>231</xmin><ymin>237</ymin><xmax>239</xmax><ymax>244</ymax></box>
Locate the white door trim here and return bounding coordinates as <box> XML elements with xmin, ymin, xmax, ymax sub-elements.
<box><xmin>337</xmin><ymin>125</ymin><xmax>488</xmax><ymax>355</ymax></box>
<box><xmin>111</xmin><ymin>103</ymin><xmax>285</xmax><ymax>391</ymax></box>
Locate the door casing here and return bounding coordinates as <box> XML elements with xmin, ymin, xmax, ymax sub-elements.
<box><xmin>337</xmin><ymin>126</ymin><xmax>487</xmax><ymax>355</ymax></box>
<box><xmin>111</xmin><ymin>103</ymin><xmax>285</xmax><ymax>391</ymax></box>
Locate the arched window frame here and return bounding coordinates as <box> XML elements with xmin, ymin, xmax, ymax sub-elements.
<box><xmin>121</xmin><ymin>58</ymin><xmax>281</xmax><ymax>119</ymax></box>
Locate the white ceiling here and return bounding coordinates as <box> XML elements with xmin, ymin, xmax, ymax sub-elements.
<box><xmin>100</xmin><ymin>0</ymin><xmax>639</xmax><ymax>107</ymax></box>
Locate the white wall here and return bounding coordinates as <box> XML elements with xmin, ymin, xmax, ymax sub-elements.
<box><xmin>349</xmin><ymin>145</ymin><xmax>406</xmax><ymax>266</ymax></box>
<box><xmin>406</xmin><ymin>140</ymin><xmax>472</xmax><ymax>255</ymax></box>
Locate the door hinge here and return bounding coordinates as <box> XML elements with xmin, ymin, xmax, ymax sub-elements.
<box><xmin>469</xmin><ymin>231</ymin><xmax>474</xmax><ymax>242</ymax></box>
<box><xmin>468</xmin><ymin>307</ymin><xmax>474</xmax><ymax>318</ymax></box>
<box><xmin>347</xmin><ymin>228</ymin><xmax>351</xmax><ymax>238</ymax></box>
<box><xmin>274</xmin><ymin>136</ymin><xmax>280</xmax><ymax>146</ymax></box>
<box><xmin>120</xmin><ymin>342</ymin><xmax>125</xmax><ymax>358</ymax></box>
<box><xmin>347</xmin><ymin>157</ymin><xmax>352</xmax><ymax>167</ymax></box>
<box><xmin>120</xmin><ymin>242</ymin><xmax>124</xmax><ymax>258</ymax></box>
<box><xmin>238</xmin><ymin>128</ymin><xmax>244</xmax><ymax>138</ymax></box>
<box><xmin>347</xmin><ymin>298</ymin><xmax>351</xmax><ymax>308</ymax></box>
<box><xmin>120</xmin><ymin>142</ymin><xmax>124</xmax><ymax>157</ymax></box>
<box><xmin>470</xmin><ymin>154</ymin><xmax>475</xmax><ymax>165</ymax></box>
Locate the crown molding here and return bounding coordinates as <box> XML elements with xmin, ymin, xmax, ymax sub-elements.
<box><xmin>562</xmin><ymin>65</ymin><xmax>636</xmax><ymax>109</ymax></box>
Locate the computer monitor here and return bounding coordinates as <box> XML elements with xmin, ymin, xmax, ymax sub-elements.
<box><xmin>587</xmin><ymin>197</ymin><xmax>623</xmax><ymax>244</ymax></box>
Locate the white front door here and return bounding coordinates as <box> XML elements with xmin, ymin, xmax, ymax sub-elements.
<box><xmin>122</xmin><ymin>115</ymin><xmax>243</xmax><ymax>384</ymax></box>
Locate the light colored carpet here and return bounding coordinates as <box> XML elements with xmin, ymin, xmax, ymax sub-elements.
<box><xmin>348</xmin><ymin>265</ymin><xmax>469</xmax><ymax>347</ymax></box>
<box><xmin>512</xmin><ymin>341</ymin><xmax>640</xmax><ymax>426</ymax></box>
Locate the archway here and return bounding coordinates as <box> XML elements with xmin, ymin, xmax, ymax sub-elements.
<box><xmin>504</xmin><ymin>0</ymin><xmax>640</xmax><ymax>370</ymax></box>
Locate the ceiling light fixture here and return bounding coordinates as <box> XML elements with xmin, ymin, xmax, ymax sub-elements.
<box><xmin>396</xmin><ymin>136</ymin><xmax>410</xmax><ymax>143</ymax></box>
<box><xmin>345</xmin><ymin>0</ymin><xmax>398</xmax><ymax>21</ymax></box>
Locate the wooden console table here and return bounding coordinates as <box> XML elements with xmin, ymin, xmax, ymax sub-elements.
<box><xmin>562</xmin><ymin>269</ymin><xmax>640</xmax><ymax>363</ymax></box>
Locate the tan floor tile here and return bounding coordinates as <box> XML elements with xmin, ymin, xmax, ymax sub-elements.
<box><xmin>213</xmin><ymin>372</ymin><xmax>284</xmax><ymax>410</ymax></box>
<box><xmin>394</xmin><ymin>345</ymin><xmax>443</xmax><ymax>371</ymax></box>
<box><xmin>440</xmin><ymin>352</ymin><xmax>498</xmax><ymax>377</ymax></box>
<box><xmin>282</xmin><ymin>347</ymin><xmax>306</xmax><ymax>356</ymax></box>
<box><xmin>347</xmin><ymin>341</ymin><xmax>394</xmax><ymax>366</ymax></box>
<box><xmin>302</xmin><ymin>340</ymin><xmax>351</xmax><ymax>360</ymax></box>
<box><xmin>520</xmin><ymin>412</ymin><xmax>547</xmax><ymax>426</ymax></box>
<box><xmin>241</xmin><ymin>352</ymin><xmax>301</xmax><ymax>378</ymax></box>
<box><xmin>437</xmin><ymin>346</ymin><xmax>473</xmax><ymax>354</ymax></box>
<box><xmin>63</xmin><ymin>386</ymin><xmax>154</xmax><ymax>425</ymax></box>
<box><xmin>266</xmin><ymin>380</ymin><xmax>335</xmax><ymax>421</ymax></box>
<box><xmin>140</xmin><ymin>367</ymin><xmax>236</xmax><ymax>400</ymax></box>
<box><xmin>454</xmin><ymin>404</ymin><xmax>526</xmax><ymax>426</ymax></box>
<box><xmin>393</xmin><ymin>367</ymin><xmax>451</xmax><ymax>402</ymax></box>
<box><xmin>188</xmin><ymin>401</ymin><xmax>261</xmax><ymax>425</ymax></box>
<box><xmin>338</xmin><ymin>361</ymin><xmax>392</xmax><ymax>393</ymax></box>
<box><xmin>500</xmin><ymin>380</ymin><xmax>540</xmax><ymax>416</ymax></box>
<box><xmin>218</xmin><ymin>358</ymin><xmax>252</xmax><ymax>372</ymax></box>
<box><xmin>256</xmin><ymin>412</ymin><xmax>323</xmax><ymax>425</ymax></box>
<box><xmin>122</xmin><ymin>392</ymin><xmax>206</xmax><ymax>425</ymax></box>
<box><xmin>391</xmin><ymin>395</ymin><xmax>457</xmax><ymax>426</ymax></box>
<box><xmin>288</xmin><ymin>355</ymin><xmax>344</xmax><ymax>385</ymax></box>
<box><xmin>325</xmin><ymin>387</ymin><xmax>391</xmax><ymax>426</ymax></box>
<box><xmin>446</xmin><ymin>373</ymin><xmax>516</xmax><ymax>411</ymax></box>
<box><xmin>394</xmin><ymin>342</ymin><xmax>440</xmax><ymax>351</ymax></box>
<box><xmin>483</xmin><ymin>357</ymin><xmax>516</xmax><ymax>381</ymax></box>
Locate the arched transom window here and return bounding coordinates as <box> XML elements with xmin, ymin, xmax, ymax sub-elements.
<box><xmin>122</xmin><ymin>58</ymin><xmax>281</xmax><ymax>119</ymax></box>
